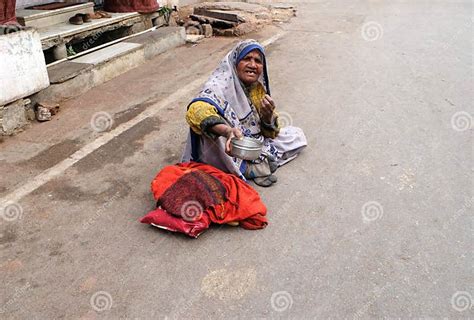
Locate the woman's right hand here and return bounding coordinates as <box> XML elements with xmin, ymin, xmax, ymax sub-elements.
<box><xmin>209</xmin><ymin>124</ymin><xmax>243</xmax><ymax>155</ymax></box>
<box><xmin>224</xmin><ymin>126</ymin><xmax>243</xmax><ymax>155</ymax></box>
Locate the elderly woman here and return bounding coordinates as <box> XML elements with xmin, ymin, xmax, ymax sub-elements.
<box><xmin>182</xmin><ymin>40</ymin><xmax>307</xmax><ymax>187</ymax></box>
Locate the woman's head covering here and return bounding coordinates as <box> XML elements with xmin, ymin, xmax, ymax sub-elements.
<box><xmin>190</xmin><ymin>39</ymin><xmax>270</xmax><ymax>121</ymax></box>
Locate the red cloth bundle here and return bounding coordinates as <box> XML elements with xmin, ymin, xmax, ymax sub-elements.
<box><xmin>140</xmin><ymin>162</ymin><xmax>268</xmax><ymax>238</ymax></box>
<box><xmin>140</xmin><ymin>208</ymin><xmax>211</xmax><ymax>238</ymax></box>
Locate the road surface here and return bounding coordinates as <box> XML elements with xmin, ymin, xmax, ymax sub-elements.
<box><xmin>0</xmin><ymin>0</ymin><xmax>472</xmax><ymax>318</ymax></box>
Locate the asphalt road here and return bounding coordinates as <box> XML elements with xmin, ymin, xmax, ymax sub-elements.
<box><xmin>1</xmin><ymin>1</ymin><xmax>472</xmax><ymax>318</ymax></box>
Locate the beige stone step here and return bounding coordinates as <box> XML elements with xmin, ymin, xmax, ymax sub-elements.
<box><xmin>32</xmin><ymin>27</ymin><xmax>186</xmax><ymax>104</ymax></box>
<box><xmin>16</xmin><ymin>2</ymin><xmax>94</xmax><ymax>29</ymax></box>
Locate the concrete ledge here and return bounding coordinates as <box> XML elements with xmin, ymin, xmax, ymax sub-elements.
<box><xmin>72</xmin><ymin>42</ymin><xmax>143</xmax><ymax>65</ymax></box>
<box><xmin>47</xmin><ymin>62</ymin><xmax>92</xmax><ymax>84</ymax></box>
<box><xmin>91</xmin><ymin>47</ymin><xmax>146</xmax><ymax>84</ymax></box>
<box><xmin>31</xmin><ymin>27</ymin><xmax>185</xmax><ymax>106</ymax></box>
<box><xmin>128</xmin><ymin>26</ymin><xmax>187</xmax><ymax>59</ymax></box>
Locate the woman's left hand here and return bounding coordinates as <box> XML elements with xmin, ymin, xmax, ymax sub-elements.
<box><xmin>260</xmin><ymin>94</ymin><xmax>276</xmax><ymax>124</ymax></box>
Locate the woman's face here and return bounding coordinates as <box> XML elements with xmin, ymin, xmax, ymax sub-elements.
<box><xmin>236</xmin><ymin>49</ymin><xmax>263</xmax><ymax>86</ymax></box>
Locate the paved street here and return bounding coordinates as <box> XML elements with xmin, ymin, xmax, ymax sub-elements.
<box><xmin>1</xmin><ymin>0</ymin><xmax>472</xmax><ymax>318</ymax></box>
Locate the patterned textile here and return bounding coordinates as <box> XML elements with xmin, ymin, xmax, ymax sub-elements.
<box><xmin>158</xmin><ymin>170</ymin><xmax>226</xmax><ymax>220</ymax></box>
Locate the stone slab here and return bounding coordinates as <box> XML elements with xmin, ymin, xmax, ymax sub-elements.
<box><xmin>269</xmin><ymin>3</ymin><xmax>296</xmax><ymax>9</ymax></box>
<box><xmin>190</xmin><ymin>14</ymin><xmax>237</xmax><ymax>28</ymax></box>
<box><xmin>47</xmin><ymin>61</ymin><xmax>92</xmax><ymax>84</ymax></box>
<box><xmin>17</xmin><ymin>3</ymin><xmax>93</xmax><ymax>21</ymax></box>
<box><xmin>71</xmin><ymin>42</ymin><xmax>143</xmax><ymax>65</ymax></box>
<box><xmin>38</xmin><ymin>12</ymin><xmax>140</xmax><ymax>42</ymax></box>
<box><xmin>17</xmin><ymin>3</ymin><xmax>94</xmax><ymax>29</ymax></box>
<box><xmin>194</xmin><ymin>2</ymin><xmax>269</xmax><ymax>14</ymax></box>
<box><xmin>128</xmin><ymin>26</ymin><xmax>185</xmax><ymax>44</ymax></box>
<box><xmin>193</xmin><ymin>8</ymin><xmax>244</xmax><ymax>23</ymax></box>
<box><xmin>127</xmin><ymin>27</ymin><xmax>186</xmax><ymax>59</ymax></box>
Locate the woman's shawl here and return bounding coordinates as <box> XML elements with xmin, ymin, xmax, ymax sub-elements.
<box><xmin>182</xmin><ymin>40</ymin><xmax>271</xmax><ymax>178</ymax></box>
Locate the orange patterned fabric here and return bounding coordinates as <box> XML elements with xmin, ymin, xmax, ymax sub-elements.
<box><xmin>150</xmin><ymin>162</ymin><xmax>268</xmax><ymax>230</ymax></box>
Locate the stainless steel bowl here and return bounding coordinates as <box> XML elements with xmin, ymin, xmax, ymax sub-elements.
<box><xmin>230</xmin><ymin>137</ymin><xmax>263</xmax><ymax>160</ymax></box>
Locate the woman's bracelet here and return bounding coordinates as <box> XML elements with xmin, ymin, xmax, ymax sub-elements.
<box><xmin>262</xmin><ymin>117</ymin><xmax>277</xmax><ymax>129</ymax></box>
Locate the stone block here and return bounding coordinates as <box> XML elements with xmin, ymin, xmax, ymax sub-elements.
<box><xmin>233</xmin><ymin>23</ymin><xmax>258</xmax><ymax>36</ymax></box>
<box><xmin>202</xmin><ymin>24</ymin><xmax>213</xmax><ymax>37</ymax></box>
<box><xmin>223</xmin><ymin>29</ymin><xmax>234</xmax><ymax>37</ymax></box>
<box><xmin>184</xmin><ymin>20</ymin><xmax>200</xmax><ymax>28</ymax></box>
<box><xmin>0</xmin><ymin>99</ymin><xmax>28</xmax><ymax>135</ymax></box>
<box><xmin>24</xmin><ymin>101</ymin><xmax>36</xmax><ymax>121</ymax></box>
<box><xmin>255</xmin><ymin>12</ymin><xmax>271</xmax><ymax>20</ymax></box>
<box><xmin>53</xmin><ymin>43</ymin><xmax>68</xmax><ymax>60</ymax></box>
<box><xmin>212</xmin><ymin>28</ymin><xmax>234</xmax><ymax>37</ymax></box>
<box><xmin>36</xmin><ymin>105</ymin><xmax>52</xmax><ymax>122</ymax></box>
<box><xmin>0</xmin><ymin>27</ymin><xmax>49</xmax><ymax>106</ymax></box>
<box><xmin>186</xmin><ymin>34</ymin><xmax>204</xmax><ymax>43</ymax></box>
<box><xmin>186</xmin><ymin>26</ymin><xmax>201</xmax><ymax>35</ymax></box>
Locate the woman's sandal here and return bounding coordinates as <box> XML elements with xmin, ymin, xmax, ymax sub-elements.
<box><xmin>253</xmin><ymin>177</ymin><xmax>273</xmax><ymax>187</ymax></box>
<box><xmin>253</xmin><ymin>175</ymin><xmax>277</xmax><ymax>187</ymax></box>
<box><xmin>267</xmin><ymin>175</ymin><xmax>278</xmax><ymax>183</ymax></box>
<box><xmin>96</xmin><ymin>10</ymin><xmax>112</xmax><ymax>18</ymax></box>
<box><xmin>79</xmin><ymin>13</ymin><xmax>92</xmax><ymax>23</ymax></box>
<box><xmin>69</xmin><ymin>14</ymin><xmax>83</xmax><ymax>25</ymax></box>
<box><xmin>89</xmin><ymin>12</ymin><xmax>103</xmax><ymax>19</ymax></box>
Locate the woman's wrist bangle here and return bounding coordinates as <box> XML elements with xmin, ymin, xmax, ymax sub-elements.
<box><xmin>262</xmin><ymin>118</ymin><xmax>276</xmax><ymax>128</ymax></box>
